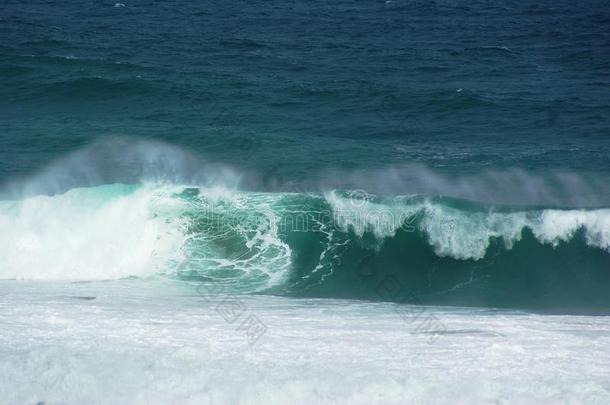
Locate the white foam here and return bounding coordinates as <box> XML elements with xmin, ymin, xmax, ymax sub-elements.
<box><xmin>533</xmin><ymin>209</ymin><xmax>610</xmax><ymax>250</ymax></box>
<box><xmin>326</xmin><ymin>192</ymin><xmax>610</xmax><ymax>260</ymax></box>
<box><xmin>184</xmin><ymin>191</ymin><xmax>292</xmax><ymax>291</ymax></box>
<box><xmin>419</xmin><ymin>204</ymin><xmax>529</xmax><ymax>260</ymax></box>
<box><xmin>0</xmin><ymin>184</ymin><xmax>186</xmax><ymax>280</ymax></box>
<box><xmin>325</xmin><ymin>191</ymin><xmax>419</xmax><ymax>240</ymax></box>
<box><xmin>1</xmin><ymin>281</ymin><xmax>609</xmax><ymax>404</ymax></box>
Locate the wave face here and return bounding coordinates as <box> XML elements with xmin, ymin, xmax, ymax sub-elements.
<box><xmin>2</xmin><ymin>182</ymin><xmax>609</xmax><ymax>311</ymax></box>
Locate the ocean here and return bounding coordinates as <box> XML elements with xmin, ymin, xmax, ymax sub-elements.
<box><xmin>1</xmin><ymin>0</ymin><xmax>610</xmax><ymax>403</ymax></box>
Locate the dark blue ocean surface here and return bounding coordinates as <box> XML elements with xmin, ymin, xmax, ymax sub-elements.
<box><xmin>1</xmin><ymin>0</ymin><xmax>609</xmax><ymax>182</ymax></box>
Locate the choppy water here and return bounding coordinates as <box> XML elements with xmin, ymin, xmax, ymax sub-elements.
<box><xmin>2</xmin><ymin>0</ymin><xmax>609</xmax><ymax>178</ymax></box>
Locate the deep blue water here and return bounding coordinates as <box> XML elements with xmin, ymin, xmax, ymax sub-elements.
<box><xmin>1</xmin><ymin>0</ymin><xmax>609</xmax><ymax>183</ymax></box>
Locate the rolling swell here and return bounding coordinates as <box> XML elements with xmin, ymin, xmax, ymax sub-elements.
<box><xmin>2</xmin><ymin>179</ymin><xmax>608</xmax><ymax>312</ymax></box>
<box><xmin>1</xmin><ymin>140</ymin><xmax>609</xmax><ymax>312</ymax></box>
<box><xmin>268</xmin><ymin>192</ymin><xmax>610</xmax><ymax>312</ymax></box>
<box><xmin>144</xmin><ymin>187</ymin><xmax>610</xmax><ymax>312</ymax></box>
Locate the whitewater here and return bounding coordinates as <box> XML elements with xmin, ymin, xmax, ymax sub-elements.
<box><xmin>2</xmin><ymin>280</ymin><xmax>610</xmax><ymax>404</ymax></box>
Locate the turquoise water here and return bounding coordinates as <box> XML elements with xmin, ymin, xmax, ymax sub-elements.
<box><xmin>1</xmin><ymin>181</ymin><xmax>609</xmax><ymax>312</ymax></box>
<box><xmin>1</xmin><ymin>0</ymin><xmax>610</xmax><ymax>311</ymax></box>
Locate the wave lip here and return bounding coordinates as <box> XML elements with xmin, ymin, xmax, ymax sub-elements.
<box><xmin>325</xmin><ymin>191</ymin><xmax>610</xmax><ymax>260</ymax></box>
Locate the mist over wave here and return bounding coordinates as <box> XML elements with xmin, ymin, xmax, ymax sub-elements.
<box><xmin>315</xmin><ymin>165</ymin><xmax>610</xmax><ymax>209</ymax></box>
<box><xmin>3</xmin><ymin>137</ymin><xmax>610</xmax><ymax>209</ymax></box>
<box><xmin>0</xmin><ymin>137</ymin><xmax>240</xmax><ymax>198</ymax></box>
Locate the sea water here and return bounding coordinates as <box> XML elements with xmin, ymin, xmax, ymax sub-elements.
<box><xmin>1</xmin><ymin>0</ymin><xmax>609</xmax><ymax>403</ymax></box>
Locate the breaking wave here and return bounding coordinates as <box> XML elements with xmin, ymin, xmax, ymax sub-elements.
<box><xmin>1</xmin><ymin>139</ymin><xmax>609</xmax><ymax>311</ymax></box>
